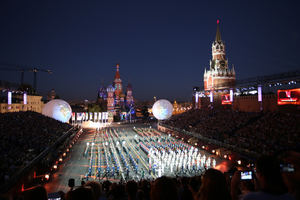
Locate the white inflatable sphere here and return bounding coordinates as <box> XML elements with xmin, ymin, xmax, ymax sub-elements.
<box><xmin>42</xmin><ymin>99</ymin><xmax>72</xmax><ymax>123</ymax></box>
<box><xmin>152</xmin><ymin>99</ymin><xmax>173</xmax><ymax>120</ymax></box>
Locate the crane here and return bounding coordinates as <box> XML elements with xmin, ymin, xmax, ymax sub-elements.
<box><xmin>31</xmin><ymin>68</ymin><xmax>52</xmax><ymax>92</ymax></box>
<box><xmin>0</xmin><ymin>63</ymin><xmax>52</xmax><ymax>93</ymax></box>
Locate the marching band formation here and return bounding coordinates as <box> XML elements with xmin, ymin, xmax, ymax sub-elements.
<box><xmin>84</xmin><ymin>127</ymin><xmax>217</xmax><ymax>182</ymax></box>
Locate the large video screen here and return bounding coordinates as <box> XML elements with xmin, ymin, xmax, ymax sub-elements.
<box><xmin>222</xmin><ymin>94</ymin><xmax>232</xmax><ymax>105</ymax></box>
<box><xmin>277</xmin><ymin>88</ymin><xmax>300</xmax><ymax>105</ymax></box>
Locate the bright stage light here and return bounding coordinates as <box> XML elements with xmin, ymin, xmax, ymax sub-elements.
<box><xmin>42</xmin><ymin>99</ymin><xmax>72</xmax><ymax>123</ymax></box>
<box><xmin>45</xmin><ymin>174</ymin><xmax>50</xmax><ymax>180</ymax></box>
<box><xmin>152</xmin><ymin>99</ymin><xmax>173</xmax><ymax>120</ymax></box>
<box><xmin>82</xmin><ymin>121</ymin><xmax>106</xmax><ymax>129</ymax></box>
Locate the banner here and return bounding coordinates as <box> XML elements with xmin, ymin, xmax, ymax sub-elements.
<box><xmin>72</xmin><ymin>112</ymin><xmax>75</xmax><ymax>121</ymax></box>
<box><xmin>98</xmin><ymin>112</ymin><xmax>101</xmax><ymax>121</ymax></box>
<box><xmin>221</xmin><ymin>94</ymin><xmax>231</xmax><ymax>105</ymax></box>
<box><xmin>8</xmin><ymin>91</ymin><xmax>12</xmax><ymax>105</ymax></box>
<box><xmin>23</xmin><ymin>92</ymin><xmax>27</xmax><ymax>105</ymax></box>
<box><xmin>77</xmin><ymin>113</ymin><xmax>81</xmax><ymax>121</ymax></box>
<box><xmin>94</xmin><ymin>112</ymin><xmax>98</xmax><ymax>121</ymax></box>
<box><xmin>101</xmin><ymin>112</ymin><xmax>104</xmax><ymax>123</ymax></box>
<box><xmin>278</xmin><ymin>88</ymin><xmax>300</xmax><ymax>105</ymax></box>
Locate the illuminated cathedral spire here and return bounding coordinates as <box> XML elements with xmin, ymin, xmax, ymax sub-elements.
<box><xmin>114</xmin><ymin>63</ymin><xmax>122</xmax><ymax>106</ymax></box>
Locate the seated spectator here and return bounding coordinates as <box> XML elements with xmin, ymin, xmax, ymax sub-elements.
<box><xmin>281</xmin><ymin>151</ymin><xmax>300</xmax><ymax>200</ymax></box>
<box><xmin>241</xmin><ymin>155</ymin><xmax>294</xmax><ymax>200</ymax></box>
<box><xmin>0</xmin><ymin>111</ymin><xmax>73</xmax><ymax>185</ymax></box>
<box><xmin>188</xmin><ymin>176</ymin><xmax>201</xmax><ymax>199</ymax></box>
<box><xmin>231</xmin><ymin>171</ymin><xmax>254</xmax><ymax>200</ymax></box>
<box><xmin>65</xmin><ymin>186</ymin><xmax>94</xmax><ymax>200</ymax></box>
<box><xmin>136</xmin><ymin>189</ymin><xmax>145</xmax><ymax>200</ymax></box>
<box><xmin>178</xmin><ymin>177</ymin><xmax>193</xmax><ymax>200</ymax></box>
<box><xmin>85</xmin><ymin>181</ymin><xmax>101</xmax><ymax>200</ymax></box>
<box><xmin>126</xmin><ymin>180</ymin><xmax>138</xmax><ymax>200</ymax></box>
<box><xmin>150</xmin><ymin>176</ymin><xmax>178</xmax><ymax>200</ymax></box>
<box><xmin>196</xmin><ymin>168</ymin><xmax>231</xmax><ymax>200</ymax></box>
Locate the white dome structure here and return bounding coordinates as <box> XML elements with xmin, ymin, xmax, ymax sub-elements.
<box><xmin>42</xmin><ymin>99</ymin><xmax>72</xmax><ymax>123</ymax></box>
<box><xmin>152</xmin><ymin>99</ymin><xmax>173</xmax><ymax>120</ymax></box>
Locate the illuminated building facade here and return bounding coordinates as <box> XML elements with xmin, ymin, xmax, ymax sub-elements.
<box><xmin>0</xmin><ymin>90</ymin><xmax>44</xmax><ymax>113</ymax></box>
<box><xmin>204</xmin><ymin>20</ymin><xmax>236</xmax><ymax>91</ymax></box>
<box><xmin>97</xmin><ymin>64</ymin><xmax>135</xmax><ymax>116</ymax></box>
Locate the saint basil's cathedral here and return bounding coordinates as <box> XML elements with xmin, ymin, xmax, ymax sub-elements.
<box><xmin>97</xmin><ymin>64</ymin><xmax>134</xmax><ymax>118</ymax></box>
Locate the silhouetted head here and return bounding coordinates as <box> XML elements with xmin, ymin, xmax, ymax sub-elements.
<box><xmin>150</xmin><ymin>176</ymin><xmax>178</xmax><ymax>200</ymax></box>
<box><xmin>85</xmin><ymin>181</ymin><xmax>101</xmax><ymax>200</ymax></box>
<box><xmin>255</xmin><ymin>155</ymin><xmax>287</xmax><ymax>194</ymax></box>
<box><xmin>126</xmin><ymin>180</ymin><xmax>138</xmax><ymax>200</ymax></box>
<box><xmin>197</xmin><ymin>168</ymin><xmax>231</xmax><ymax>200</ymax></box>
<box><xmin>65</xmin><ymin>186</ymin><xmax>94</xmax><ymax>200</ymax></box>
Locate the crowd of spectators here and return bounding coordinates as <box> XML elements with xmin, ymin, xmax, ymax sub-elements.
<box><xmin>19</xmin><ymin>154</ymin><xmax>299</xmax><ymax>200</ymax></box>
<box><xmin>233</xmin><ymin>112</ymin><xmax>300</xmax><ymax>155</ymax></box>
<box><xmin>0</xmin><ymin>111</ymin><xmax>72</xmax><ymax>185</ymax></box>
<box><xmin>164</xmin><ymin>108</ymin><xmax>300</xmax><ymax>155</ymax></box>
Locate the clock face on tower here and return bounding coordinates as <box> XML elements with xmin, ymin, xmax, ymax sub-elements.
<box><xmin>220</xmin><ymin>60</ymin><xmax>225</xmax><ymax>69</ymax></box>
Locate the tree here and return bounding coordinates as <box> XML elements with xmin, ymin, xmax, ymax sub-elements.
<box><xmin>141</xmin><ymin>106</ymin><xmax>149</xmax><ymax>120</ymax></box>
<box><xmin>88</xmin><ymin>104</ymin><xmax>101</xmax><ymax>112</ymax></box>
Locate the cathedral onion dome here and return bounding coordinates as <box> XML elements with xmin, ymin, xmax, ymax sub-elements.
<box><xmin>107</xmin><ymin>85</ymin><xmax>115</xmax><ymax>92</ymax></box>
<box><xmin>98</xmin><ymin>86</ymin><xmax>107</xmax><ymax>98</ymax></box>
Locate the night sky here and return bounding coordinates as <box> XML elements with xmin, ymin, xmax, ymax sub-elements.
<box><xmin>0</xmin><ymin>0</ymin><xmax>299</xmax><ymax>101</ymax></box>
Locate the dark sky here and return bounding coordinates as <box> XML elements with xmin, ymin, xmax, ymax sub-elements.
<box><xmin>0</xmin><ymin>0</ymin><xmax>299</xmax><ymax>101</ymax></box>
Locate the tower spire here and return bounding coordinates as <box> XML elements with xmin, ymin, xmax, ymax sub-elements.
<box><xmin>115</xmin><ymin>63</ymin><xmax>120</xmax><ymax>79</ymax></box>
<box><xmin>215</xmin><ymin>19</ymin><xmax>222</xmax><ymax>42</ymax></box>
